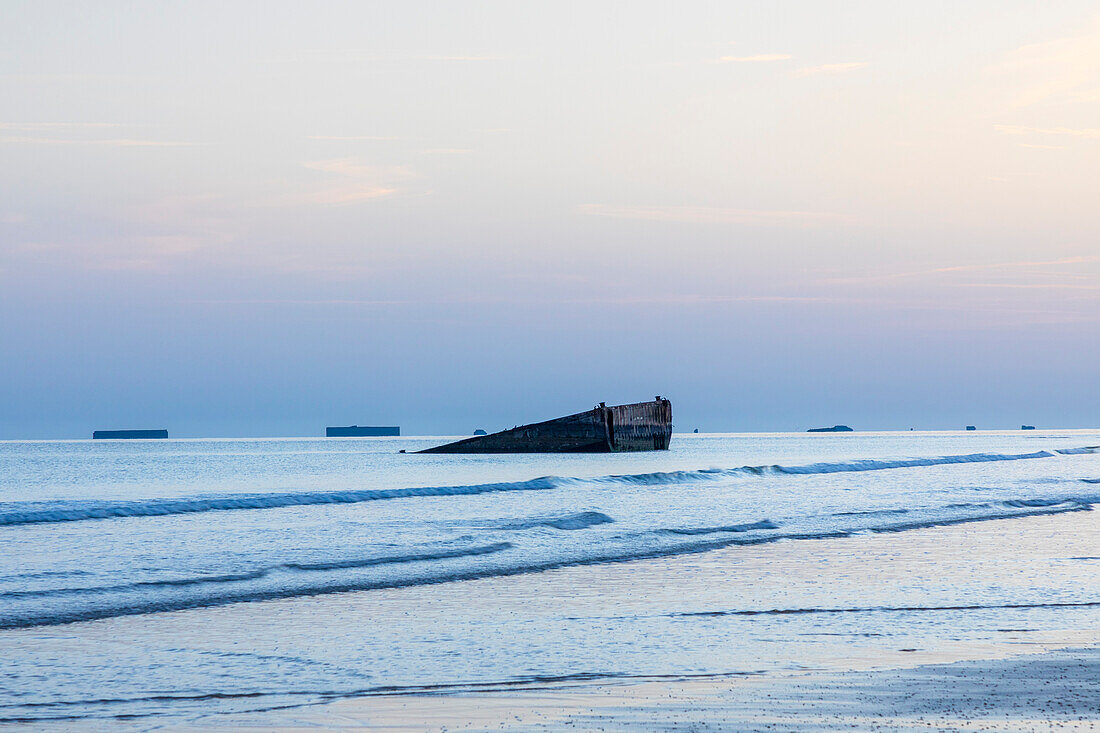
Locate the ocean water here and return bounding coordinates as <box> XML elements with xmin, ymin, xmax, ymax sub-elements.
<box><xmin>1</xmin><ymin>431</ymin><xmax>1098</xmax><ymax>725</ymax></box>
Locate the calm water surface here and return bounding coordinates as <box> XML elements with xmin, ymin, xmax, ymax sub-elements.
<box><xmin>1</xmin><ymin>431</ymin><xmax>1098</xmax><ymax>724</ymax></box>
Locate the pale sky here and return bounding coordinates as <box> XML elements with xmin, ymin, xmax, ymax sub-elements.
<box><xmin>2</xmin><ymin>1</ymin><xmax>1098</xmax><ymax>437</ymax></box>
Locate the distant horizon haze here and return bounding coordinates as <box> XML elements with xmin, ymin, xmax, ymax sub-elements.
<box><xmin>6</xmin><ymin>417</ymin><xmax>1097</xmax><ymax>442</ymax></box>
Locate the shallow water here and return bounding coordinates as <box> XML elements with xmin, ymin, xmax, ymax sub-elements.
<box><xmin>1</xmin><ymin>431</ymin><xmax>1098</xmax><ymax>724</ymax></box>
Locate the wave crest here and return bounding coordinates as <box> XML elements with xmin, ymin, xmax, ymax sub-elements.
<box><xmin>1</xmin><ymin>447</ymin><xmax>1093</xmax><ymax>528</ymax></box>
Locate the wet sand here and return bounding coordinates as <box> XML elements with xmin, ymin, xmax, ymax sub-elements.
<box><xmin>171</xmin><ymin>647</ymin><xmax>1098</xmax><ymax>731</ymax></box>
<box><xmin>156</xmin><ymin>510</ymin><xmax>1099</xmax><ymax>732</ymax></box>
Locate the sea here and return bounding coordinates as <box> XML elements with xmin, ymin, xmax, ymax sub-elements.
<box><xmin>1</xmin><ymin>431</ymin><xmax>1098</xmax><ymax>726</ymax></box>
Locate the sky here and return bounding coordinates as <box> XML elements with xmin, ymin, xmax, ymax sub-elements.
<box><xmin>1</xmin><ymin>1</ymin><xmax>1098</xmax><ymax>438</ymax></box>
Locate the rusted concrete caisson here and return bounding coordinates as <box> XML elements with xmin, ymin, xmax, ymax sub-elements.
<box><xmin>418</xmin><ymin>398</ymin><xmax>673</xmax><ymax>453</ymax></box>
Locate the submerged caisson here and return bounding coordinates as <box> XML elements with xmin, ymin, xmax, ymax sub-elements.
<box><xmin>92</xmin><ymin>429</ymin><xmax>168</xmax><ymax>439</ymax></box>
<box><xmin>326</xmin><ymin>425</ymin><xmax>400</xmax><ymax>437</ymax></box>
<box><xmin>419</xmin><ymin>397</ymin><xmax>673</xmax><ymax>453</ymax></box>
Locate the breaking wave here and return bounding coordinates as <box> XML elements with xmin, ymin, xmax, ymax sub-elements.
<box><xmin>662</xmin><ymin>519</ymin><xmax>780</xmax><ymax>536</ymax></box>
<box><xmin>497</xmin><ymin>511</ymin><xmax>614</xmax><ymax>531</ymax></box>
<box><xmin>1</xmin><ymin>447</ymin><xmax>1093</xmax><ymax>528</ymax></box>
<box><xmin>2</xmin><ymin>496</ymin><xmax>1094</xmax><ymax>630</ymax></box>
<box><xmin>0</xmin><ymin>543</ymin><xmax>513</xmax><ymax>602</ymax></box>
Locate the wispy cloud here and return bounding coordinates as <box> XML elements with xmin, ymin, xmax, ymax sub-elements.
<box><xmin>0</xmin><ymin>122</ymin><xmax>124</xmax><ymax>130</ymax></box>
<box><xmin>794</xmin><ymin>62</ymin><xmax>868</xmax><ymax>77</ymax></box>
<box><xmin>994</xmin><ymin>124</ymin><xmax>1100</xmax><ymax>139</ymax></box>
<box><xmin>308</xmin><ymin>135</ymin><xmax>402</xmax><ymax>141</ymax></box>
<box><xmin>303</xmin><ymin>50</ymin><xmax>504</xmax><ymax>62</ymax></box>
<box><xmin>293</xmin><ymin>186</ymin><xmax>397</xmax><ymax>205</ymax></box>
<box><xmin>83</xmin><ymin>235</ymin><xmax>219</xmax><ymax>272</ymax></box>
<box><xmin>579</xmin><ymin>204</ymin><xmax>854</xmax><ymax>228</ymax></box>
<box><xmin>417</xmin><ymin>55</ymin><xmax>503</xmax><ymax>61</ymax></box>
<box><xmin>0</xmin><ymin>122</ymin><xmax>197</xmax><ymax>148</ymax></box>
<box><xmin>183</xmin><ymin>298</ymin><xmax>420</xmax><ymax>306</ymax></box>
<box><xmin>821</xmin><ymin>256</ymin><xmax>1100</xmax><ymax>285</ymax></box>
<box><xmin>279</xmin><ymin>159</ymin><xmax>411</xmax><ymax>205</ymax></box>
<box><xmin>935</xmin><ymin>255</ymin><xmax>1100</xmax><ymax>273</ymax></box>
<box><xmin>990</xmin><ymin>20</ymin><xmax>1100</xmax><ymax>108</ymax></box>
<box><xmin>182</xmin><ymin>294</ymin><xmax>847</xmax><ymax>307</ymax></box>
<box><xmin>302</xmin><ymin>159</ymin><xmax>406</xmax><ymax>177</ymax></box>
<box><xmin>565</xmin><ymin>294</ymin><xmax>839</xmax><ymax>305</ymax></box>
<box><xmin>714</xmin><ymin>54</ymin><xmax>791</xmax><ymax>63</ymax></box>
<box><xmin>956</xmin><ymin>282</ymin><xmax>1100</xmax><ymax>292</ymax></box>
<box><xmin>0</xmin><ymin>136</ymin><xmax>196</xmax><ymax>147</ymax></box>
<box><xmin>3</xmin><ymin>227</ymin><xmax>235</xmax><ymax>273</ymax></box>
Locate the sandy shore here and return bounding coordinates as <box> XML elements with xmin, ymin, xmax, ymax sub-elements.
<box><xmin>168</xmin><ymin>647</ymin><xmax>1098</xmax><ymax>732</ymax></box>
<box><xmin>154</xmin><ymin>509</ymin><xmax>1099</xmax><ymax>732</ymax></box>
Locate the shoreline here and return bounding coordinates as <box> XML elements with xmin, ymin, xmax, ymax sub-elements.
<box><xmin>165</xmin><ymin>646</ymin><xmax>1099</xmax><ymax>732</ymax></box>
<box><xmin>149</xmin><ymin>509</ymin><xmax>1099</xmax><ymax>732</ymax></box>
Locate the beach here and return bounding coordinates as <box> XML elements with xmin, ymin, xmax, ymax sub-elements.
<box><xmin>258</xmin><ymin>648</ymin><xmax>1098</xmax><ymax>732</ymax></box>
<box><xmin>4</xmin><ymin>475</ymin><xmax>1093</xmax><ymax>731</ymax></box>
<box><xmin>189</xmin><ymin>648</ymin><xmax>1098</xmax><ymax>732</ymax></box>
<box><xmin>160</xmin><ymin>509</ymin><xmax>1099</xmax><ymax>731</ymax></box>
